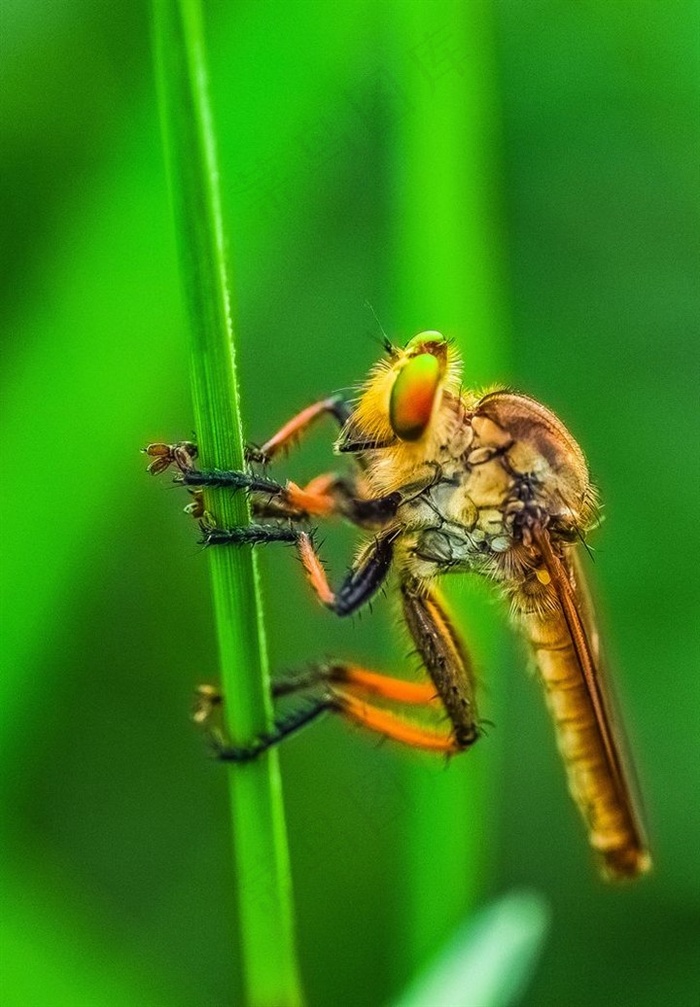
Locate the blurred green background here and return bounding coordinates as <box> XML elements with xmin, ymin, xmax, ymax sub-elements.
<box><xmin>2</xmin><ymin>1</ymin><xmax>699</xmax><ymax>1005</ymax></box>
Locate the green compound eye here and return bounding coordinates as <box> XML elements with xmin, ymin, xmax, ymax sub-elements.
<box><xmin>404</xmin><ymin>330</ymin><xmax>445</xmax><ymax>354</ymax></box>
<box><xmin>389</xmin><ymin>353</ymin><xmax>441</xmax><ymax>441</ymax></box>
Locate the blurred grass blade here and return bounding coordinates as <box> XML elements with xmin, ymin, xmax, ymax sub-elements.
<box><xmin>392</xmin><ymin>890</ymin><xmax>550</xmax><ymax>1007</ymax></box>
<box><xmin>0</xmin><ymin>866</ymin><xmax>181</xmax><ymax>1007</ymax></box>
<box><xmin>387</xmin><ymin>0</ymin><xmax>509</xmax><ymax>973</ymax></box>
<box><xmin>152</xmin><ymin>2</ymin><xmax>303</xmax><ymax>1005</ymax></box>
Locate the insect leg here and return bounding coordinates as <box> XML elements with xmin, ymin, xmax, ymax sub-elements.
<box><xmin>156</xmin><ymin>453</ymin><xmax>394</xmax><ymax>529</ymax></box>
<box><xmin>181</xmin><ymin>467</ymin><xmax>344</xmax><ymax>525</ymax></box>
<box><xmin>181</xmin><ymin>468</ymin><xmax>285</xmax><ymax>493</ymax></box>
<box><xmin>257</xmin><ymin>473</ymin><xmax>353</xmax><ymax>520</ymax></box>
<box><xmin>144</xmin><ymin>396</ymin><xmax>350</xmax><ymax>474</ymax></box>
<box><xmin>195</xmin><ymin>665</ymin><xmax>438</xmax><ymax>732</ymax></box>
<box><xmin>199</xmin><ymin>517</ymin><xmax>395</xmax><ymax>616</ymax></box>
<box><xmin>185</xmin><ymin>470</ymin><xmax>343</xmax><ymax>522</ymax></box>
<box><xmin>195</xmin><ymin>676</ymin><xmax>459</xmax><ymax>759</ymax></box>
<box><xmin>143</xmin><ymin>440</ymin><xmax>198</xmax><ymax>474</ymax></box>
<box><xmin>189</xmin><ymin>466</ymin><xmax>401</xmax><ymax>525</ymax></box>
<box><xmin>272</xmin><ymin>663</ymin><xmax>438</xmax><ymax>705</ymax></box>
<box><xmin>208</xmin><ymin>696</ymin><xmax>337</xmax><ymax>763</ymax></box>
<box><xmin>246</xmin><ymin>395</ymin><xmax>352</xmax><ymax>464</ymax></box>
<box><xmin>144</xmin><ymin>448</ymin><xmax>292</xmax><ymax>502</ymax></box>
<box><xmin>200</xmin><ymin>523</ymin><xmax>299</xmax><ymax>547</ymax></box>
<box><xmin>297</xmin><ymin>529</ymin><xmax>397</xmax><ymax>616</ymax></box>
<box><xmin>145</xmin><ymin>436</ymin><xmax>401</xmax><ymax>528</ymax></box>
<box><xmin>400</xmin><ymin>577</ymin><xmax>480</xmax><ymax>750</ymax></box>
<box><xmin>184</xmin><ymin>474</ymin><xmax>348</xmax><ymax>524</ymax></box>
<box><xmin>331</xmin><ymin>692</ymin><xmax>462</xmax><ymax>752</ymax></box>
<box><xmin>271</xmin><ymin>653</ymin><xmax>476</xmax><ymax>753</ymax></box>
<box><xmin>193</xmin><ymin>623</ymin><xmax>475</xmax><ymax>761</ymax></box>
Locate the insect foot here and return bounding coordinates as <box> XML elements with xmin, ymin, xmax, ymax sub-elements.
<box><xmin>183</xmin><ymin>488</ymin><xmax>207</xmax><ymax>520</ymax></box>
<box><xmin>143</xmin><ymin>440</ymin><xmax>198</xmax><ymax>475</ymax></box>
<box><xmin>192</xmin><ymin>684</ymin><xmax>222</xmax><ymax>726</ymax></box>
<box><xmin>244</xmin><ymin>443</ymin><xmax>271</xmax><ymax>466</ymax></box>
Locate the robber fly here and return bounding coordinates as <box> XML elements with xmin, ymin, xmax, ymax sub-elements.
<box><xmin>146</xmin><ymin>331</ymin><xmax>650</xmax><ymax>881</ymax></box>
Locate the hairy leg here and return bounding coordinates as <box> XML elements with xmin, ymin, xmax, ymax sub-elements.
<box><xmin>194</xmin><ymin>608</ymin><xmax>480</xmax><ymax>761</ymax></box>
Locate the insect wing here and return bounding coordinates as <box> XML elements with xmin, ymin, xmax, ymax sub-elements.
<box><xmin>533</xmin><ymin>527</ymin><xmax>650</xmax><ymax>878</ymax></box>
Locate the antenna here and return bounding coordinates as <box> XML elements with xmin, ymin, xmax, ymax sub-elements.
<box><xmin>364</xmin><ymin>300</ymin><xmax>393</xmax><ymax>354</ymax></box>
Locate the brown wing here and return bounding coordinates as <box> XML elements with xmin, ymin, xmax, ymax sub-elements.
<box><xmin>531</xmin><ymin>526</ymin><xmax>651</xmax><ymax>880</ymax></box>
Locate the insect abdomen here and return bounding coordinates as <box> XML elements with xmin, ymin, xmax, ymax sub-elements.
<box><xmin>523</xmin><ymin>611</ymin><xmax>650</xmax><ymax>880</ymax></box>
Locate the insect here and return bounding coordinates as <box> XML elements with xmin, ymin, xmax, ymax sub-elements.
<box><xmin>146</xmin><ymin>331</ymin><xmax>651</xmax><ymax>881</ymax></box>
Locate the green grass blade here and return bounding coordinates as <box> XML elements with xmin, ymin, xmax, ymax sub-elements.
<box><xmin>392</xmin><ymin>890</ymin><xmax>550</xmax><ymax>1007</ymax></box>
<box><xmin>152</xmin><ymin>3</ymin><xmax>303</xmax><ymax>1005</ymax></box>
<box><xmin>0</xmin><ymin>0</ymin><xmax>374</xmax><ymax>763</ymax></box>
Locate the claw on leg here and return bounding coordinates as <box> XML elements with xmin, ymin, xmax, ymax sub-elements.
<box><xmin>193</xmin><ymin>685</ymin><xmax>336</xmax><ymax>763</ymax></box>
<box><xmin>192</xmin><ymin>684</ymin><xmax>222</xmax><ymax>726</ymax></box>
<box><xmin>143</xmin><ymin>440</ymin><xmax>198</xmax><ymax>475</ymax></box>
<box><xmin>184</xmin><ymin>488</ymin><xmax>207</xmax><ymax>519</ymax></box>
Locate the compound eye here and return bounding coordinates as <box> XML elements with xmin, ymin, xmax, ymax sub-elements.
<box><xmin>389</xmin><ymin>352</ymin><xmax>441</xmax><ymax>441</ymax></box>
<box><xmin>404</xmin><ymin>330</ymin><xmax>446</xmax><ymax>354</ymax></box>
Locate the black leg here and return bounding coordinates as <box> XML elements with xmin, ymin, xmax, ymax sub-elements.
<box><xmin>333</xmin><ymin>534</ymin><xmax>396</xmax><ymax>615</ymax></box>
<box><xmin>209</xmin><ymin>695</ymin><xmax>336</xmax><ymax>762</ymax></box>
<box><xmin>182</xmin><ymin>469</ymin><xmax>285</xmax><ymax>493</ymax></box>
<box><xmin>297</xmin><ymin>529</ymin><xmax>398</xmax><ymax>616</ymax></box>
<box><xmin>400</xmin><ymin>577</ymin><xmax>480</xmax><ymax>749</ymax></box>
<box><xmin>200</xmin><ymin>523</ymin><xmax>298</xmax><ymax>547</ymax></box>
<box><xmin>202</xmin><ymin>520</ymin><xmax>398</xmax><ymax>617</ymax></box>
<box><xmin>188</xmin><ymin>467</ymin><xmax>401</xmax><ymax>529</ymax></box>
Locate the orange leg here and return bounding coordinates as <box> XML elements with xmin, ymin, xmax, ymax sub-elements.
<box><xmin>296</xmin><ymin>530</ymin><xmax>396</xmax><ymax>615</ymax></box>
<box><xmin>186</xmin><ymin>473</ymin><xmax>348</xmax><ymax>524</ymax></box>
<box><xmin>146</xmin><ymin>443</ymin><xmax>399</xmax><ymax>527</ymax></box>
<box><xmin>272</xmin><ymin>663</ymin><xmax>454</xmax><ymax>752</ymax></box>
<box><xmin>203</xmin><ymin>682</ymin><xmax>461</xmax><ymax>762</ymax></box>
<box><xmin>278</xmin><ymin>473</ymin><xmax>345</xmax><ymax>518</ymax></box>
<box><xmin>272</xmin><ymin>662</ymin><xmax>439</xmax><ymax>705</ymax></box>
<box><xmin>197</xmin><ymin>580</ymin><xmax>481</xmax><ymax>762</ymax></box>
<box><xmin>251</xmin><ymin>473</ymin><xmax>401</xmax><ymax>528</ymax></box>
<box><xmin>333</xmin><ymin>691</ymin><xmax>461</xmax><ymax>754</ymax></box>
<box><xmin>297</xmin><ymin>531</ymin><xmax>335</xmax><ymax>606</ymax></box>
<box><xmin>198</xmin><ymin>523</ymin><xmax>394</xmax><ymax>616</ymax></box>
<box><xmin>275</xmin><ymin>479</ymin><xmax>400</xmax><ymax>526</ymax></box>
<box><xmin>145</xmin><ymin>397</ymin><xmax>349</xmax><ymax>475</ymax></box>
<box><xmin>246</xmin><ymin>395</ymin><xmax>351</xmax><ymax>463</ymax></box>
<box><xmin>202</xmin><ymin>658</ymin><xmax>464</xmax><ymax>762</ymax></box>
<box><xmin>332</xmin><ymin>665</ymin><xmax>438</xmax><ymax>705</ymax></box>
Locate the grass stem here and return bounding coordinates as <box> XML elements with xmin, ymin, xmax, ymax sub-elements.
<box><xmin>152</xmin><ymin>3</ymin><xmax>304</xmax><ymax>1004</ymax></box>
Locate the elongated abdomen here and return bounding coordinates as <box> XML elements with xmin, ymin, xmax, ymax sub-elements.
<box><xmin>521</xmin><ymin>609</ymin><xmax>651</xmax><ymax>880</ymax></box>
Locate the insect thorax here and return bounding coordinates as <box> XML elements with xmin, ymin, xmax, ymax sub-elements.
<box><xmin>392</xmin><ymin>390</ymin><xmax>596</xmax><ymax>583</ymax></box>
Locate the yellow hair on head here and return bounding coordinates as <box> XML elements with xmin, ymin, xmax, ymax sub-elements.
<box><xmin>335</xmin><ymin>333</ymin><xmax>464</xmax><ymax>492</ymax></box>
<box><xmin>348</xmin><ymin>333</ymin><xmax>462</xmax><ymax>445</ymax></box>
